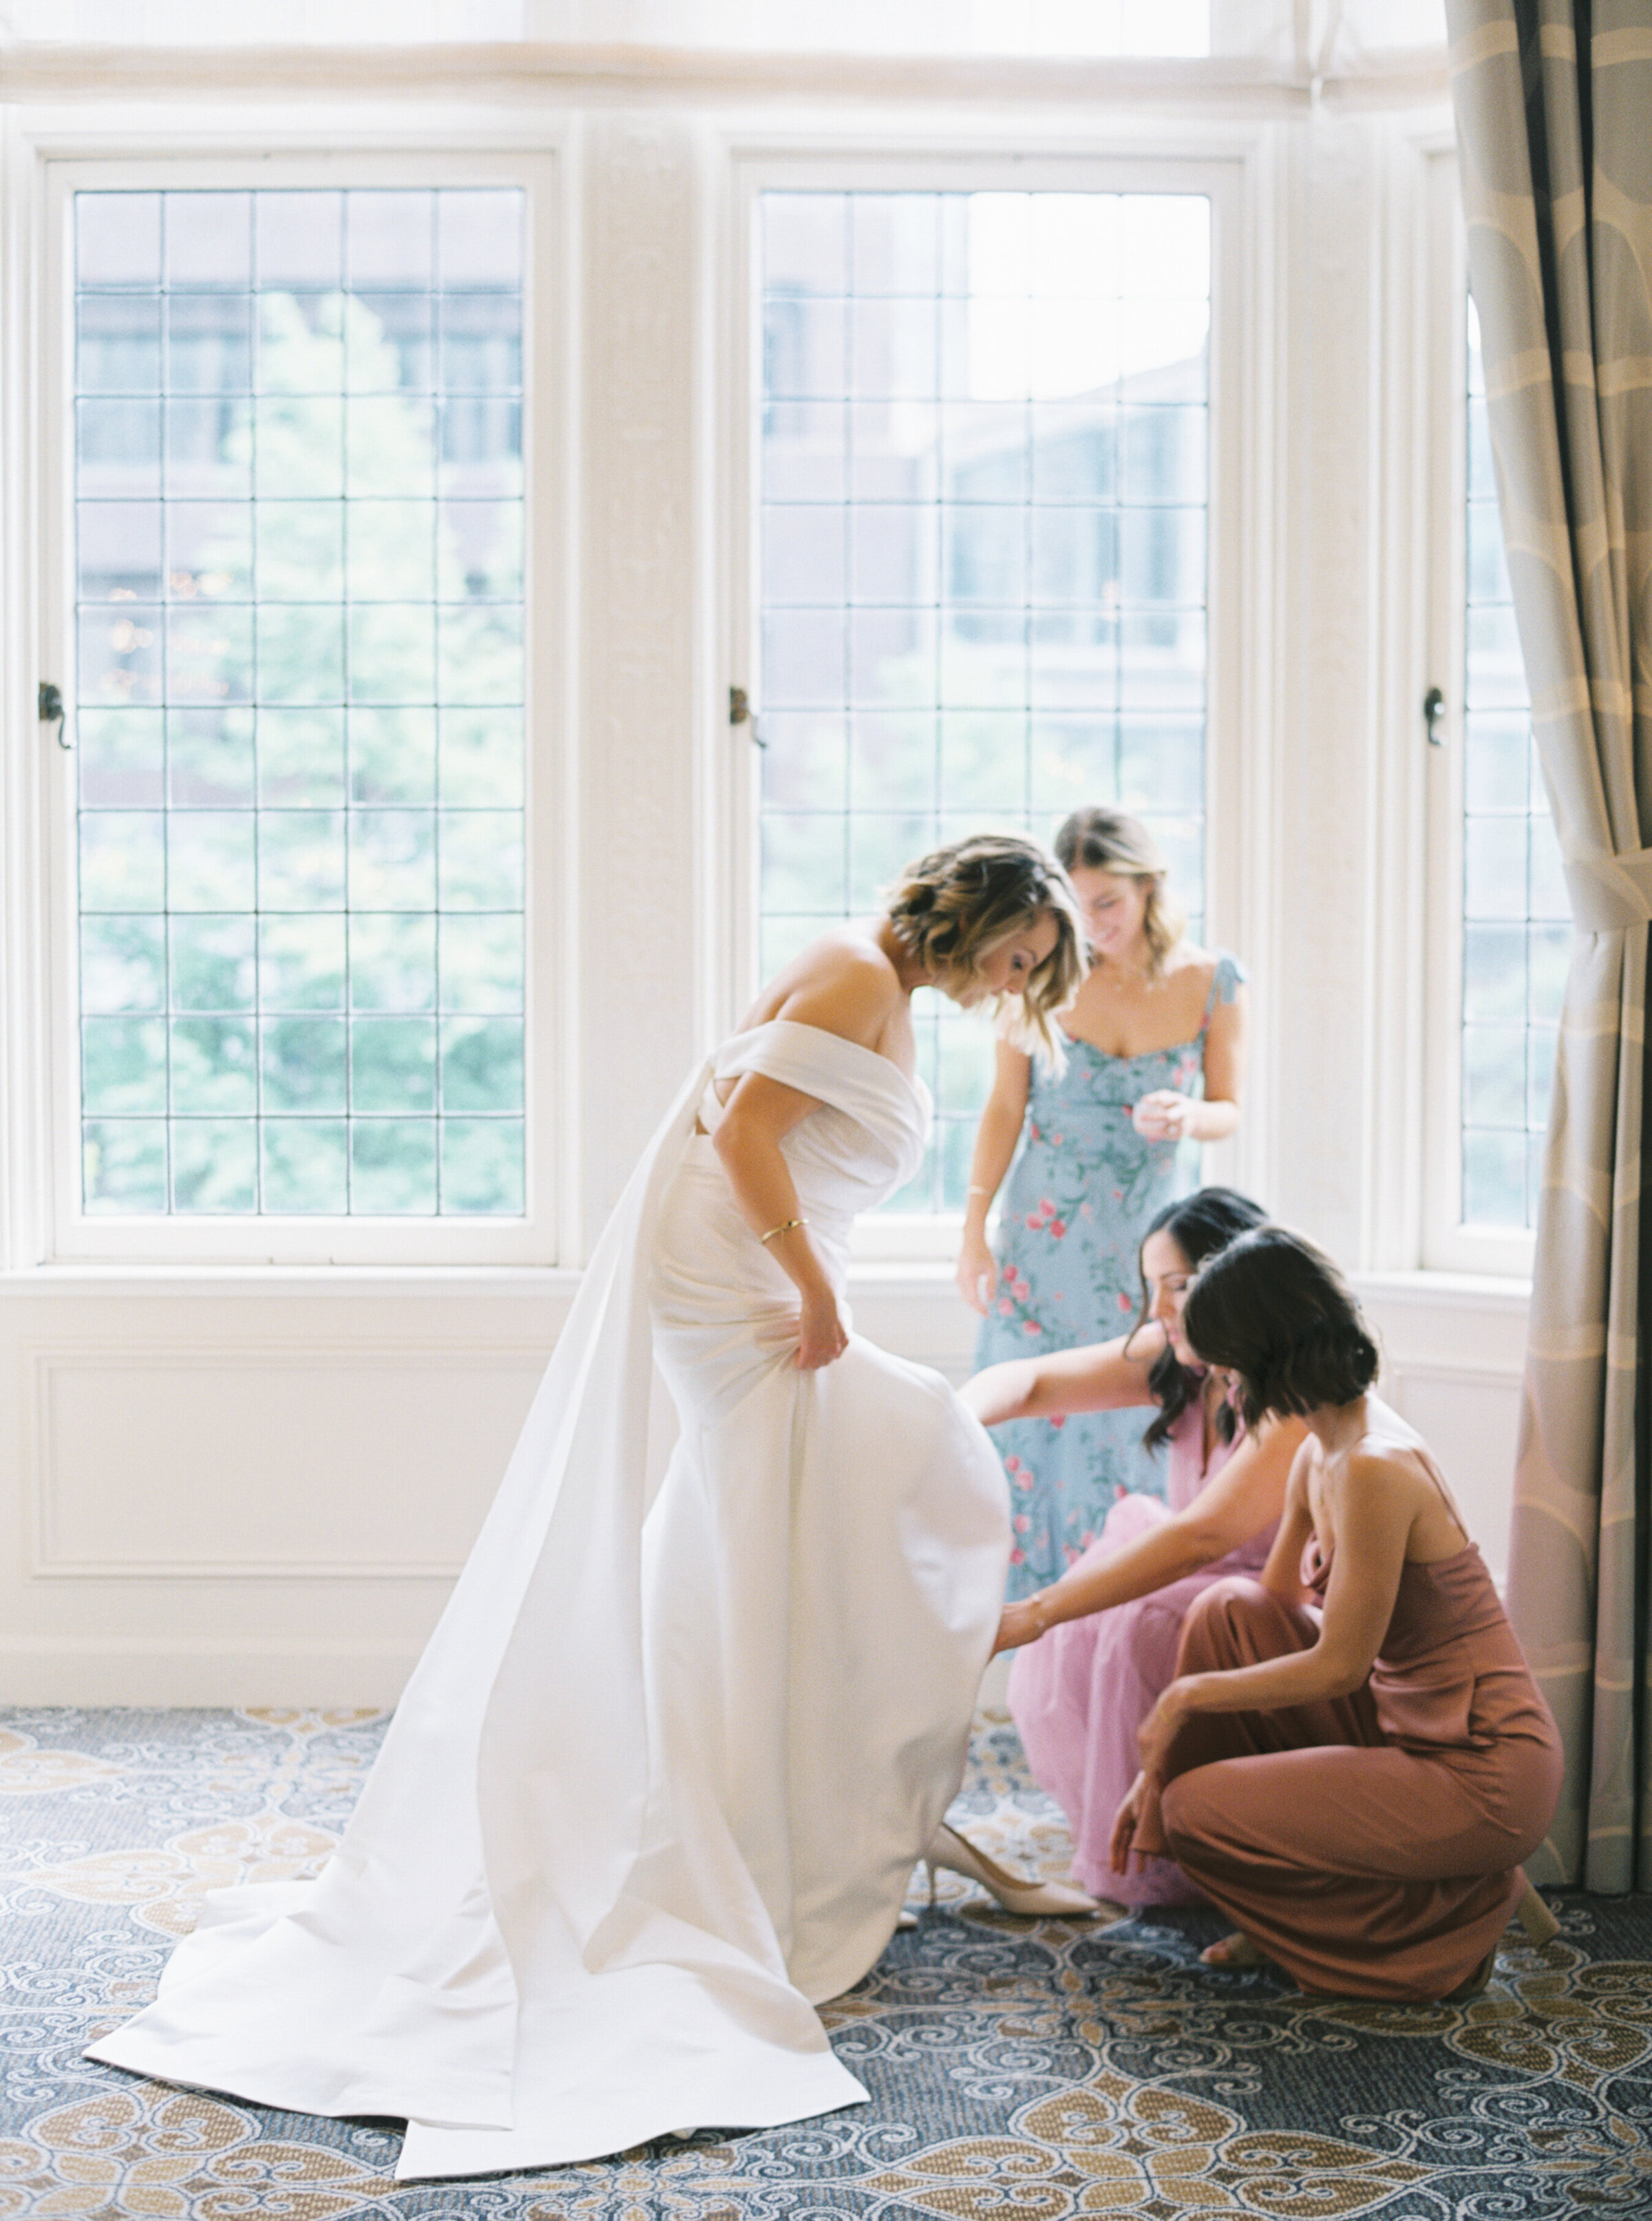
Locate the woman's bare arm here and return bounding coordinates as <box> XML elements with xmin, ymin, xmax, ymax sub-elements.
<box><xmin>1253</xmin><ymin>1443</ymin><xmax>1317</xmax><ymax>1604</ymax></box>
<box><xmin>957</xmin><ymin>1042</ymin><xmax>1032</xmax><ymax>1314</ymax></box>
<box><xmin>1188</xmin><ymin>980</ymin><xmax>1246</xmax><ymax>1142</ymax></box>
<box><xmin>1138</xmin><ymin>1451</ymin><xmax>1421</xmax><ymax>1776</ymax></box>
<box><xmin>993</xmin><ymin>1409</ymin><xmax>1304</xmax><ymax>1654</ymax></box>
<box><xmin>1132</xmin><ymin>978</ymin><xmax>1247</xmax><ymax>1145</ymax></box>
<box><xmin>1026</xmin><ymin>1412</ymin><xmax>1304</xmax><ymax>1630</ymax></box>
<box><xmin>712</xmin><ymin>1072</ymin><xmax>847</xmax><ymax>1368</ymax></box>
<box><xmin>715</xmin><ymin>943</ymin><xmax>905</xmax><ymax>1370</ymax></box>
<box><xmin>960</xmin><ymin>1326</ymin><xmax>1166</xmax><ymax>1428</ymax></box>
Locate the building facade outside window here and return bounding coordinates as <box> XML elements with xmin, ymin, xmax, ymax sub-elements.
<box><xmin>754</xmin><ymin>186</ymin><xmax>1212</xmax><ymax>1213</ymax></box>
<box><xmin>61</xmin><ymin>176</ymin><xmax>537</xmax><ymax>1247</ymax></box>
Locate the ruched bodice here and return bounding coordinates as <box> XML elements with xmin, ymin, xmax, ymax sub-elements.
<box><xmin>695</xmin><ymin>1021</ymin><xmax>929</xmax><ymax>1259</ymax></box>
<box><xmin>1305</xmin><ymin>1537</ymin><xmax>1549</xmax><ymax>1755</ymax></box>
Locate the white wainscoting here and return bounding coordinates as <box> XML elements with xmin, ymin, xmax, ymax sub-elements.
<box><xmin>0</xmin><ymin>1277</ymin><xmax>570</xmax><ymax>1705</ymax></box>
<box><xmin>0</xmin><ymin>1267</ymin><xmax>1527</xmax><ymax>1705</ymax></box>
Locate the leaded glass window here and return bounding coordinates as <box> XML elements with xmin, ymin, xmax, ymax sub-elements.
<box><xmin>73</xmin><ymin>186</ymin><xmax>526</xmax><ymax>1217</ymax></box>
<box><xmin>757</xmin><ymin>189</ymin><xmax>1211</xmax><ymax>1211</ymax></box>
<box><xmin>1460</xmin><ymin>296</ymin><xmax>1565</xmax><ymax>1230</ymax></box>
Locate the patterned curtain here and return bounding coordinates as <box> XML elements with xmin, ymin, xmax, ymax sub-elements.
<box><xmin>1447</xmin><ymin>0</ymin><xmax>1652</xmax><ymax>1890</ymax></box>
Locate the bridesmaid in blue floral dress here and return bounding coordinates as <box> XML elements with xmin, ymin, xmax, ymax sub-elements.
<box><xmin>960</xmin><ymin>809</ymin><xmax>1248</xmax><ymax>1599</ymax></box>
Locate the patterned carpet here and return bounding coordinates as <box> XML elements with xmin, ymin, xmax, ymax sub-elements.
<box><xmin>0</xmin><ymin>1707</ymin><xmax>1646</xmax><ymax>2219</ymax></box>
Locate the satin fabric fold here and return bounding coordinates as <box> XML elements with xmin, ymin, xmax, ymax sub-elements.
<box><xmin>89</xmin><ymin>1020</ymin><xmax>1010</xmax><ymax>2180</ymax></box>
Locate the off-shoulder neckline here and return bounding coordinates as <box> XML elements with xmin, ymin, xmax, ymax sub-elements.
<box><xmin>721</xmin><ymin>1017</ymin><xmax>926</xmax><ymax>1104</ymax></box>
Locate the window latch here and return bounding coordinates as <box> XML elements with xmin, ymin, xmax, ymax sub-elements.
<box><xmin>1423</xmin><ymin>685</ymin><xmax>1446</xmax><ymax>747</ymax></box>
<box><xmin>730</xmin><ymin>685</ymin><xmax>765</xmax><ymax>748</ymax></box>
<box><xmin>39</xmin><ymin>681</ymin><xmax>69</xmax><ymax>750</ymax></box>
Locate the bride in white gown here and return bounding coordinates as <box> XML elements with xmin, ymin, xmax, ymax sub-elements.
<box><xmin>88</xmin><ymin>834</ymin><xmax>1088</xmax><ymax>2180</ymax></box>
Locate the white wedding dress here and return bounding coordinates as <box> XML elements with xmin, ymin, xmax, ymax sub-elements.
<box><xmin>88</xmin><ymin>1020</ymin><xmax>1011</xmax><ymax>2180</ymax></box>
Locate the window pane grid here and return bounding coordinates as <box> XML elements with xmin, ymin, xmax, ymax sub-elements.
<box><xmin>74</xmin><ymin>187</ymin><xmax>527</xmax><ymax>1218</ymax></box>
<box><xmin>1460</xmin><ymin>295</ymin><xmax>1565</xmax><ymax>1232</ymax></box>
<box><xmin>759</xmin><ymin>189</ymin><xmax>1210</xmax><ymax>1212</ymax></box>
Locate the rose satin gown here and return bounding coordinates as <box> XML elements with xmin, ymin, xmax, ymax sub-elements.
<box><xmin>1008</xmin><ymin>1398</ymin><xmax>1275</xmax><ymax>1904</ymax></box>
<box><xmin>1143</xmin><ymin>1505</ymin><xmax>1563</xmax><ymax>2000</ymax></box>
<box><xmin>87</xmin><ymin>1022</ymin><xmax>1012</xmax><ymax>2178</ymax></box>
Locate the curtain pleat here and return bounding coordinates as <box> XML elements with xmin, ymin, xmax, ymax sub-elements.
<box><xmin>1447</xmin><ymin>0</ymin><xmax>1652</xmax><ymax>1889</ymax></box>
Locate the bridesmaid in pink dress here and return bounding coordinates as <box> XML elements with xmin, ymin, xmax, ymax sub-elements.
<box><xmin>960</xmin><ymin>1189</ymin><xmax>1308</xmax><ymax>1905</ymax></box>
<box><xmin>1114</xmin><ymin>1228</ymin><xmax>1563</xmax><ymax>2001</ymax></box>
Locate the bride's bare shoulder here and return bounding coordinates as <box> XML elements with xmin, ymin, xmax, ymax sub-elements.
<box><xmin>746</xmin><ymin>926</ymin><xmax>901</xmax><ymax>1049</ymax></box>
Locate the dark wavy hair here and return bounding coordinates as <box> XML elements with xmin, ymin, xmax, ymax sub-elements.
<box><xmin>1127</xmin><ymin>1187</ymin><xmax>1269</xmax><ymax>1452</ymax></box>
<box><xmin>1180</xmin><ymin>1226</ymin><xmax>1379</xmax><ymax>1429</ymax></box>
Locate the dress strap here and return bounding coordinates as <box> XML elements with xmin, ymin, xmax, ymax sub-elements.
<box><xmin>1410</xmin><ymin>1444</ymin><xmax>1474</xmax><ymax>1553</ymax></box>
<box><xmin>1200</xmin><ymin>949</ymin><xmax>1249</xmax><ymax>1028</ymax></box>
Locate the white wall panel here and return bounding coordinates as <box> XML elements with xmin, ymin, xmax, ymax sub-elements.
<box><xmin>0</xmin><ymin>1278</ymin><xmax>570</xmax><ymax>1701</ymax></box>
<box><xmin>29</xmin><ymin>1347</ymin><xmax>543</xmax><ymax>1577</ymax></box>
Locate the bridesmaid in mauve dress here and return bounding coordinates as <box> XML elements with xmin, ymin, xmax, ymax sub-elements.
<box><xmin>962</xmin><ymin>1188</ymin><xmax>1305</xmax><ymax>1905</ymax></box>
<box><xmin>1114</xmin><ymin>1228</ymin><xmax>1564</xmax><ymax>2002</ymax></box>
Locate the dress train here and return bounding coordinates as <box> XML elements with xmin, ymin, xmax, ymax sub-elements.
<box><xmin>88</xmin><ymin>1022</ymin><xmax>1010</xmax><ymax>2178</ymax></box>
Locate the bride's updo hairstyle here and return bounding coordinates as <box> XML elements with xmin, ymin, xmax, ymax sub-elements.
<box><xmin>1127</xmin><ymin>1186</ymin><xmax>1269</xmax><ymax>1453</ymax></box>
<box><xmin>1055</xmin><ymin>806</ymin><xmax>1185</xmax><ymax>974</ymax></box>
<box><xmin>1181</xmin><ymin>1226</ymin><xmax>1379</xmax><ymax>1431</ymax></box>
<box><xmin>885</xmin><ymin>833</ymin><xmax>1085</xmax><ymax>1064</ymax></box>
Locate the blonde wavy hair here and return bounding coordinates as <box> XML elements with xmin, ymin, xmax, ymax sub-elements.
<box><xmin>1055</xmin><ymin>807</ymin><xmax>1185</xmax><ymax>975</ymax></box>
<box><xmin>884</xmin><ymin>834</ymin><xmax>1086</xmax><ymax>1065</ymax></box>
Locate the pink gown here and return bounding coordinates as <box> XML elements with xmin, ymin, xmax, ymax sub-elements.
<box><xmin>1007</xmin><ymin>1399</ymin><xmax>1276</xmax><ymax>1904</ymax></box>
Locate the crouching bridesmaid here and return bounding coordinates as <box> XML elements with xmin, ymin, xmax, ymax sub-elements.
<box><xmin>1114</xmin><ymin>1227</ymin><xmax>1563</xmax><ymax>2002</ymax></box>
<box><xmin>961</xmin><ymin>1188</ymin><xmax>1304</xmax><ymax>1906</ymax></box>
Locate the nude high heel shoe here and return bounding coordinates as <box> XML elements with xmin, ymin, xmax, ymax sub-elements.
<box><xmin>1514</xmin><ymin>1876</ymin><xmax>1560</xmax><ymax>1946</ymax></box>
<box><xmin>924</xmin><ymin>1821</ymin><xmax>1101</xmax><ymax>1917</ymax></box>
<box><xmin>1443</xmin><ymin>1877</ymin><xmax>1559</xmax><ymax>2003</ymax></box>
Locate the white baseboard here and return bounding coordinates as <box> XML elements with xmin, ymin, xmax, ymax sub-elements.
<box><xmin>0</xmin><ymin>1636</ymin><xmax>414</xmax><ymax>1709</ymax></box>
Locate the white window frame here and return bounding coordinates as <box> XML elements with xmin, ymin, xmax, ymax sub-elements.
<box><xmin>21</xmin><ymin>130</ymin><xmax>571</xmax><ymax>1267</ymax></box>
<box><xmin>1419</xmin><ymin>146</ymin><xmax>1539</xmax><ymax>1280</ymax></box>
<box><xmin>717</xmin><ymin>130</ymin><xmax>1273</xmax><ymax>1264</ymax></box>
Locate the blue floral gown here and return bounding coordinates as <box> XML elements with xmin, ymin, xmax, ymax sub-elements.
<box><xmin>975</xmin><ymin>951</ymin><xmax>1247</xmax><ymax>1600</ymax></box>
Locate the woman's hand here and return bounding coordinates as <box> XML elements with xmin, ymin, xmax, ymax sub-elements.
<box><xmin>1136</xmin><ymin>1678</ymin><xmax>1192</xmax><ymax>1780</ymax></box>
<box><xmin>794</xmin><ymin>1285</ymin><xmax>851</xmax><ymax>1371</ymax></box>
<box><xmin>1109</xmin><ymin>1770</ymin><xmax>1151</xmax><ymax>1877</ymax></box>
<box><xmin>992</xmin><ymin>1593</ymin><xmax>1049</xmax><ymax>1656</ymax></box>
<box><xmin>1132</xmin><ymin>1090</ymin><xmax>1194</xmax><ymax>1141</ymax></box>
<box><xmin>956</xmin><ymin>1225</ymin><xmax>998</xmax><ymax>1314</ymax></box>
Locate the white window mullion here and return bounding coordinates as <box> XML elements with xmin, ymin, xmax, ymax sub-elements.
<box><xmin>737</xmin><ymin>156</ymin><xmax>1221</xmax><ymax>1245</ymax></box>
<box><xmin>1421</xmin><ymin>151</ymin><xmax>1560</xmax><ymax>1279</ymax></box>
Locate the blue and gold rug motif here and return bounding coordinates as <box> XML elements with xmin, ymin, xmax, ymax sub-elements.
<box><xmin>0</xmin><ymin>1706</ymin><xmax>1646</xmax><ymax>2218</ymax></box>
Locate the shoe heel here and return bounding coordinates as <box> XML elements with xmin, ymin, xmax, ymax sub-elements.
<box><xmin>1443</xmin><ymin>1947</ymin><xmax>1496</xmax><ymax>2003</ymax></box>
<box><xmin>924</xmin><ymin>1857</ymin><xmax>938</xmax><ymax>1908</ymax></box>
<box><xmin>1516</xmin><ymin>1880</ymin><xmax>1560</xmax><ymax>1946</ymax></box>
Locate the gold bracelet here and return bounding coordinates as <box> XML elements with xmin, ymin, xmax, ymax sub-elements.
<box><xmin>759</xmin><ymin>1217</ymin><xmax>807</xmax><ymax>1245</ymax></box>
